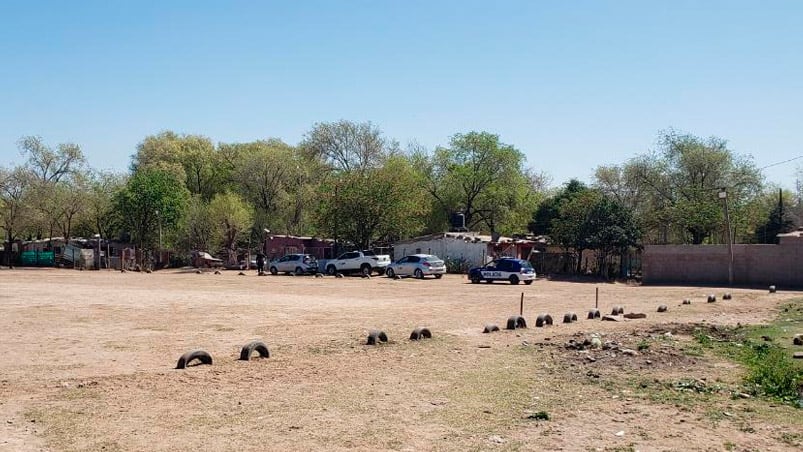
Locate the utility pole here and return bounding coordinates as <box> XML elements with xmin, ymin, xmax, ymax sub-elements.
<box><xmin>718</xmin><ymin>189</ymin><xmax>734</xmax><ymax>286</ymax></box>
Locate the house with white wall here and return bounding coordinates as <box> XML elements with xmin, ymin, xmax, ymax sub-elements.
<box><xmin>392</xmin><ymin>232</ymin><xmax>544</xmax><ymax>272</ymax></box>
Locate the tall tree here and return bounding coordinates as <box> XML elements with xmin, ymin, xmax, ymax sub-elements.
<box><xmin>415</xmin><ymin>131</ymin><xmax>536</xmax><ymax>234</ymax></box>
<box><xmin>315</xmin><ymin>155</ymin><xmax>427</xmax><ymax>249</ymax></box>
<box><xmin>226</xmin><ymin>139</ymin><xmax>316</xmax><ymax>234</ymax></box>
<box><xmin>0</xmin><ymin>166</ymin><xmax>32</xmax><ymax>266</ymax></box>
<box><xmin>114</xmin><ymin>169</ymin><xmax>189</xmax><ymax>254</ymax></box>
<box><xmin>301</xmin><ymin>120</ymin><xmax>392</xmax><ymax>173</ymax></box>
<box><xmin>132</xmin><ymin>131</ymin><xmax>221</xmax><ymax>200</ymax></box>
<box><xmin>208</xmin><ymin>192</ymin><xmax>253</xmax><ymax>266</ymax></box>
<box><xmin>598</xmin><ymin>130</ymin><xmax>763</xmax><ymax>244</ymax></box>
<box><xmin>753</xmin><ymin>189</ymin><xmax>797</xmax><ymax>243</ymax></box>
<box><xmin>18</xmin><ymin>136</ymin><xmax>85</xmax><ymax>183</ymax></box>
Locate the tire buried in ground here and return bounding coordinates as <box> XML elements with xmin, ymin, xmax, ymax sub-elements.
<box><xmin>611</xmin><ymin>306</ymin><xmax>624</xmax><ymax>315</ymax></box>
<box><xmin>723</xmin><ymin>293</ymin><xmax>732</xmax><ymax>300</ymax></box>
<box><xmin>409</xmin><ymin>327</ymin><xmax>433</xmax><ymax>340</ymax></box>
<box><xmin>657</xmin><ymin>304</ymin><xmax>668</xmax><ymax>313</ymax></box>
<box><xmin>506</xmin><ymin>315</ymin><xmax>527</xmax><ymax>330</ymax></box>
<box><xmin>239</xmin><ymin>341</ymin><xmax>270</xmax><ymax>361</ymax></box>
<box><xmin>366</xmin><ymin>330</ymin><xmax>388</xmax><ymax>345</ymax></box>
<box><xmin>563</xmin><ymin>312</ymin><xmax>577</xmax><ymax>323</ymax></box>
<box><xmin>535</xmin><ymin>314</ymin><xmax>553</xmax><ymax>327</ymax></box>
<box><xmin>587</xmin><ymin>309</ymin><xmax>601</xmax><ymax>319</ymax></box>
<box><xmin>176</xmin><ymin>350</ymin><xmax>213</xmax><ymax>369</ymax></box>
<box><xmin>707</xmin><ymin>294</ymin><xmax>716</xmax><ymax>303</ymax></box>
<box><xmin>483</xmin><ymin>324</ymin><xmax>500</xmax><ymax>333</ymax></box>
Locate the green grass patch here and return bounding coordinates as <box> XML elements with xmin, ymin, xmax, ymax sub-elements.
<box><xmin>691</xmin><ymin>301</ymin><xmax>803</xmax><ymax>406</ymax></box>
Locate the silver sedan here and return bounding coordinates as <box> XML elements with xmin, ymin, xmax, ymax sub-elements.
<box><xmin>385</xmin><ymin>254</ymin><xmax>446</xmax><ymax>279</ymax></box>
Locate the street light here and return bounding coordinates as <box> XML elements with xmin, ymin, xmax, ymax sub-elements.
<box><xmin>718</xmin><ymin>189</ymin><xmax>734</xmax><ymax>285</ymax></box>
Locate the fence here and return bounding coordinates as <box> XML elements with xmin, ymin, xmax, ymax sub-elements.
<box><xmin>20</xmin><ymin>250</ymin><xmax>55</xmax><ymax>267</ymax></box>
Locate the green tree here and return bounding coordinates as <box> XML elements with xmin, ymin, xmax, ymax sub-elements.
<box><xmin>528</xmin><ymin>179</ymin><xmax>588</xmax><ymax>236</ymax></box>
<box><xmin>208</xmin><ymin>192</ymin><xmax>253</xmax><ymax>266</ymax></box>
<box><xmin>114</xmin><ymin>169</ymin><xmax>190</xmax><ymax>254</ymax></box>
<box><xmin>315</xmin><ymin>155</ymin><xmax>427</xmax><ymax>249</ymax></box>
<box><xmin>0</xmin><ymin>166</ymin><xmax>31</xmax><ymax>266</ymax></box>
<box><xmin>301</xmin><ymin>120</ymin><xmax>391</xmax><ymax>173</ymax></box>
<box><xmin>753</xmin><ymin>189</ymin><xmax>797</xmax><ymax>243</ymax></box>
<box><xmin>132</xmin><ymin>131</ymin><xmax>223</xmax><ymax>200</ymax></box>
<box><xmin>74</xmin><ymin>171</ymin><xmax>126</xmax><ymax>240</ymax></box>
<box><xmin>415</xmin><ymin>131</ymin><xmax>537</xmax><ymax>234</ymax></box>
<box><xmin>225</xmin><ymin>139</ymin><xmax>316</xmax><ymax>235</ymax></box>
<box><xmin>596</xmin><ymin>129</ymin><xmax>763</xmax><ymax>244</ymax></box>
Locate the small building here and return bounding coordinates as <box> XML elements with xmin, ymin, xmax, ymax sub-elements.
<box><xmin>392</xmin><ymin>232</ymin><xmax>545</xmax><ymax>273</ymax></box>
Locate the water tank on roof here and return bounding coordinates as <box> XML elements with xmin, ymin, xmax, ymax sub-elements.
<box><xmin>449</xmin><ymin>212</ymin><xmax>467</xmax><ymax>232</ymax></box>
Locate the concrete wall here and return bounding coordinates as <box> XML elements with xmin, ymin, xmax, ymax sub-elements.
<box><xmin>643</xmin><ymin>242</ymin><xmax>803</xmax><ymax>287</ymax></box>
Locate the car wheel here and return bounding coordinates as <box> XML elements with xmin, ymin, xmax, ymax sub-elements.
<box><xmin>386</xmin><ymin>268</ymin><xmax>395</xmax><ymax>278</ymax></box>
<box><xmin>326</xmin><ymin>265</ymin><xmax>336</xmax><ymax>276</ymax></box>
<box><xmin>414</xmin><ymin>269</ymin><xmax>424</xmax><ymax>279</ymax></box>
<box><xmin>360</xmin><ymin>264</ymin><xmax>372</xmax><ymax>276</ymax></box>
<box><xmin>524</xmin><ymin>280</ymin><xmax>533</xmax><ymax>285</ymax></box>
<box><xmin>269</xmin><ymin>266</ymin><xmax>278</xmax><ymax>275</ymax></box>
<box><xmin>434</xmin><ymin>274</ymin><xmax>442</xmax><ymax>279</ymax></box>
<box><xmin>295</xmin><ymin>267</ymin><xmax>304</xmax><ymax>275</ymax></box>
<box><xmin>509</xmin><ymin>275</ymin><xmax>519</xmax><ymax>285</ymax></box>
<box><xmin>470</xmin><ymin>275</ymin><xmax>481</xmax><ymax>284</ymax></box>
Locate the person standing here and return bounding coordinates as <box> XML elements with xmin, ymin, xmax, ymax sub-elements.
<box><xmin>256</xmin><ymin>252</ymin><xmax>265</xmax><ymax>274</ymax></box>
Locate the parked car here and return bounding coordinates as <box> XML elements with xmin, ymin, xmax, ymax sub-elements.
<box><xmin>385</xmin><ymin>254</ymin><xmax>446</xmax><ymax>279</ymax></box>
<box><xmin>269</xmin><ymin>254</ymin><xmax>319</xmax><ymax>275</ymax></box>
<box><xmin>468</xmin><ymin>258</ymin><xmax>535</xmax><ymax>285</ymax></box>
<box><xmin>323</xmin><ymin>250</ymin><xmax>391</xmax><ymax>276</ymax></box>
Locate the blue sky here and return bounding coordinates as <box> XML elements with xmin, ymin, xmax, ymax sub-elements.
<box><xmin>1</xmin><ymin>1</ymin><xmax>801</xmax><ymax>188</ymax></box>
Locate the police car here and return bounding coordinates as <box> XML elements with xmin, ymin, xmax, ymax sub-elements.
<box><xmin>468</xmin><ymin>258</ymin><xmax>536</xmax><ymax>285</ymax></box>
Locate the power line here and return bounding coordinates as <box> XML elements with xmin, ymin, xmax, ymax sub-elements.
<box><xmin>759</xmin><ymin>155</ymin><xmax>803</xmax><ymax>170</ymax></box>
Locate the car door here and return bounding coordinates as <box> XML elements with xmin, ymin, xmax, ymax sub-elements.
<box><xmin>276</xmin><ymin>255</ymin><xmax>290</xmax><ymax>272</ymax></box>
<box><xmin>405</xmin><ymin>255</ymin><xmax>420</xmax><ymax>275</ymax></box>
<box><xmin>393</xmin><ymin>256</ymin><xmax>409</xmax><ymax>275</ymax></box>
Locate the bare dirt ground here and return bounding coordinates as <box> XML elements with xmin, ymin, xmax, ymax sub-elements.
<box><xmin>0</xmin><ymin>268</ymin><xmax>801</xmax><ymax>452</ymax></box>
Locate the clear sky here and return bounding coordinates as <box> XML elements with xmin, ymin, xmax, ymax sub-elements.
<box><xmin>1</xmin><ymin>1</ymin><xmax>801</xmax><ymax>189</ymax></box>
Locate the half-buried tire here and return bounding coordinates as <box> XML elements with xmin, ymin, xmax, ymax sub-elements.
<box><xmin>176</xmin><ymin>350</ymin><xmax>213</xmax><ymax>369</ymax></box>
<box><xmin>506</xmin><ymin>316</ymin><xmax>527</xmax><ymax>330</ymax></box>
<box><xmin>483</xmin><ymin>324</ymin><xmax>500</xmax><ymax>333</ymax></box>
<box><xmin>587</xmin><ymin>309</ymin><xmax>601</xmax><ymax>319</ymax></box>
<box><xmin>239</xmin><ymin>341</ymin><xmax>270</xmax><ymax>361</ymax></box>
<box><xmin>409</xmin><ymin>327</ymin><xmax>433</xmax><ymax>340</ymax></box>
<box><xmin>366</xmin><ymin>330</ymin><xmax>388</xmax><ymax>345</ymax></box>
<box><xmin>535</xmin><ymin>314</ymin><xmax>553</xmax><ymax>327</ymax></box>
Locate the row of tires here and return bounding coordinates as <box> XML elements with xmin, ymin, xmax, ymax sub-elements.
<box><xmin>176</xmin><ymin>328</ymin><xmax>434</xmax><ymax>369</ymax></box>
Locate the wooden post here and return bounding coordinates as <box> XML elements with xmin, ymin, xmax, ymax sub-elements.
<box><xmin>520</xmin><ymin>292</ymin><xmax>524</xmax><ymax>316</ymax></box>
<box><xmin>595</xmin><ymin>287</ymin><xmax>599</xmax><ymax>309</ymax></box>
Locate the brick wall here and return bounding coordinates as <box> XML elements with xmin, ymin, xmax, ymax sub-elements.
<box><xmin>643</xmin><ymin>242</ymin><xmax>803</xmax><ymax>287</ymax></box>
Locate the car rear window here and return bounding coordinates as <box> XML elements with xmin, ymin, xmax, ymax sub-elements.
<box><xmin>423</xmin><ymin>256</ymin><xmax>441</xmax><ymax>262</ymax></box>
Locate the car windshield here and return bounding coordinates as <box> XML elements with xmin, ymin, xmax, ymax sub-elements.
<box><xmin>363</xmin><ymin>251</ymin><xmax>376</xmax><ymax>256</ymax></box>
<box><xmin>520</xmin><ymin>260</ymin><xmax>533</xmax><ymax>269</ymax></box>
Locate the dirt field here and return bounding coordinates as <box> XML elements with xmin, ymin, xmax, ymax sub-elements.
<box><xmin>0</xmin><ymin>268</ymin><xmax>801</xmax><ymax>452</ymax></box>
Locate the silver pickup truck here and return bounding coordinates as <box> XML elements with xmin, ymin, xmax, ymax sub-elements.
<box><xmin>323</xmin><ymin>251</ymin><xmax>391</xmax><ymax>276</ymax></box>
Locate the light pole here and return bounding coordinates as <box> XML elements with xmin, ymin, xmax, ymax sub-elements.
<box><xmin>718</xmin><ymin>189</ymin><xmax>734</xmax><ymax>286</ymax></box>
<box><xmin>155</xmin><ymin>209</ymin><xmax>162</xmax><ymax>268</ymax></box>
<box><xmin>93</xmin><ymin>233</ymin><xmax>101</xmax><ymax>270</ymax></box>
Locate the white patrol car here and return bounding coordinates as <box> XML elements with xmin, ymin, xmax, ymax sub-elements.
<box><xmin>468</xmin><ymin>258</ymin><xmax>536</xmax><ymax>285</ymax></box>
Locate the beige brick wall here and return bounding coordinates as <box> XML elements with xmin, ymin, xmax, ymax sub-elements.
<box><xmin>643</xmin><ymin>243</ymin><xmax>803</xmax><ymax>287</ymax></box>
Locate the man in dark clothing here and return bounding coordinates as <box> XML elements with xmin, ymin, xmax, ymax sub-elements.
<box><xmin>256</xmin><ymin>253</ymin><xmax>265</xmax><ymax>274</ymax></box>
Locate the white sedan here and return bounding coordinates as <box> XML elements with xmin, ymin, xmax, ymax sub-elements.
<box><xmin>385</xmin><ymin>254</ymin><xmax>446</xmax><ymax>279</ymax></box>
